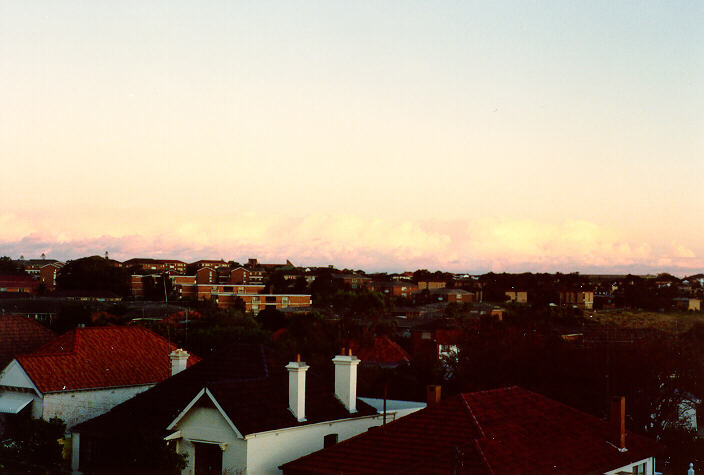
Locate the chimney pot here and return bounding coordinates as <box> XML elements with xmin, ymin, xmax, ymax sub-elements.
<box><xmin>169</xmin><ymin>348</ymin><xmax>190</xmax><ymax>376</ymax></box>
<box><xmin>286</xmin><ymin>359</ymin><xmax>309</xmax><ymax>422</ymax></box>
<box><xmin>610</xmin><ymin>396</ymin><xmax>626</xmax><ymax>450</ymax></box>
<box><xmin>332</xmin><ymin>353</ymin><xmax>360</xmax><ymax>413</ymax></box>
<box><xmin>426</xmin><ymin>385</ymin><xmax>442</xmax><ymax>406</ymax></box>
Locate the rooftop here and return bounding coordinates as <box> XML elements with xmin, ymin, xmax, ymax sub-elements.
<box><xmin>281</xmin><ymin>386</ymin><xmax>661</xmax><ymax>474</ymax></box>
<box><xmin>16</xmin><ymin>326</ymin><xmax>200</xmax><ymax>393</ymax></box>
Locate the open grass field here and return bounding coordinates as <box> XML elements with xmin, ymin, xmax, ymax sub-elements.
<box><xmin>588</xmin><ymin>309</ymin><xmax>704</xmax><ymax>335</ymax></box>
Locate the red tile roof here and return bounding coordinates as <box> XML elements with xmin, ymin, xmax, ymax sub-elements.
<box><xmin>348</xmin><ymin>336</ymin><xmax>411</xmax><ymax>366</ymax></box>
<box><xmin>0</xmin><ymin>315</ymin><xmax>56</xmax><ymax>369</ymax></box>
<box><xmin>0</xmin><ymin>274</ymin><xmax>40</xmax><ymax>289</ymax></box>
<box><xmin>281</xmin><ymin>386</ymin><xmax>661</xmax><ymax>474</ymax></box>
<box><xmin>17</xmin><ymin>326</ymin><xmax>201</xmax><ymax>393</ymax></box>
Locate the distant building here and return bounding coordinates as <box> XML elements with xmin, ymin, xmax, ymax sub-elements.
<box><xmin>371</xmin><ymin>281</ymin><xmax>418</xmax><ymax>298</ymax></box>
<box><xmin>331</xmin><ymin>274</ymin><xmax>372</xmax><ymax>290</ymax></box>
<box><xmin>0</xmin><ymin>274</ymin><xmax>40</xmax><ymax>295</ymax></box>
<box><xmin>428</xmin><ymin>288</ymin><xmax>479</xmax><ymax>304</ymax></box>
<box><xmin>559</xmin><ymin>290</ymin><xmax>594</xmax><ymax>310</ymax></box>
<box><xmin>123</xmin><ymin>258</ymin><xmax>187</xmax><ymax>274</ymax></box>
<box><xmin>505</xmin><ymin>290</ymin><xmax>528</xmax><ymax>304</ymax></box>
<box><xmin>417</xmin><ymin>280</ymin><xmax>446</xmax><ymax>291</ymax></box>
<box><xmin>39</xmin><ymin>263</ymin><xmax>62</xmax><ymax>292</ymax></box>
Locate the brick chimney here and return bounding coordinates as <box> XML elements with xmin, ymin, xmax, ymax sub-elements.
<box><xmin>286</xmin><ymin>355</ymin><xmax>309</xmax><ymax>422</ymax></box>
<box><xmin>426</xmin><ymin>385</ymin><xmax>442</xmax><ymax>406</ymax></box>
<box><xmin>332</xmin><ymin>350</ymin><xmax>360</xmax><ymax>413</ymax></box>
<box><xmin>610</xmin><ymin>396</ymin><xmax>627</xmax><ymax>451</ymax></box>
<box><xmin>169</xmin><ymin>348</ymin><xmax>190</xmax><ymax>376</ymax></box>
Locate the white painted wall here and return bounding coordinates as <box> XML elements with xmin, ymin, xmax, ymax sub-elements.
<box><xmin>1</xmin><ymin>359</ymin><xmax>154</xmax><ymax>430</ymax></box>
<box><xmin>176</xmin><ymin>406</ymin><xmax>247</xmax><ymax>475</ymax></box>
<box><xmin>359</xmin><ymin>397</ymin><xmax>426</xmax><ymax>419</ymax></box>
<box><xmin>244</xmin><ymin>414</ymin><xmax>391</xmax><ymax>474</ymax></box>
<box><xmin>604</xmin><ymin>457</ymin><xmax>655</xmax><ymax>475</ymax></box>
<box><xmin>0</xmin><ymin>360</ymin><xmax>36</xmax><ymax>390</ymax></box>
<box><xmin>173</xmin><ymin>407</ymin><xmax>416</xmax><ymax>475</ymax></box>
<box><xmin>42</xmin><ymin>384</ymin><xmax>153</xmax><ymax>430</ymax></box>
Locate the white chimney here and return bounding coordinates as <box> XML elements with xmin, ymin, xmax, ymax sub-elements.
<box><xmin>169</xmin><ymin>348</ymin><xmax>190</xmax><ymax>376</ymax></box>
<box><xmin>332</xmin><ymin>351</ymin><xmax>360</xmax><ymax>413</ymax></box>
<box><xmin>286</xmin><ymin>355</ymin><xmax>309</xmax><ymax>422</ymax></box>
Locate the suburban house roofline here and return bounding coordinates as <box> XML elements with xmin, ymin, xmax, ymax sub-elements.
<box><xmin>42</xmin><ymin>382</ymin><xmax>157</xmax><ymax>394</ymax></box>
<box><xmin>0</xmin><ymin>359</ymin><xmax>42</xmax><ymax>397</ymax></box>
<box><xmin>243</xmin><ymin>412</ymin><xmax>385</xmax><ymax>440</ymax></box>
<box><xmin>166</xmin><ymin>387</ymin><xmax>243</xmax><ymax>439</ymax></box>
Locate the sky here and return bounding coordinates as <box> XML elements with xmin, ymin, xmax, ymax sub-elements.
<box><xmin>1</xmin><ymin>1</ymin><xmax>703</xmax><ymax>274</ymax></box>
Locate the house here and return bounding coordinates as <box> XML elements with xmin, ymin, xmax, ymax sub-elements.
<box><xmin>347</xmin><ymin>336</ymin><xmax>411</xmax><ymax>368</ymax></box>
<box><xmin>410</xmin><ymin>319</ymin><xmax>468</xmax><ymax>362</ymax></box>
<box><xmin>0</xmin><ymin>274</ymin><xmax>40</xmax><ymax>295</ymax></box>
<box><xmin>559</xmin><ymin>290</ymin><xmax>595</xmax><ymax>310</ymax></box>
<box><xmin>371</xmin><ymin>281</ymin><xmax>418</xmax><ymax>298</ymax></box>
<box><xmin>428</xmin><ymin>288</ymin><xmax>477</xmax><ymax>304</ymax></box>
<box><xmin>15</xmin><ymin>258</ymin><xmax>63</xmax><ymax>277</ymax></box>
<box><xmin>331</xmin><ymin>274</ymin><xmax>372</xmax><ymax>290</ymax></box>
<box><xmin>71</xmin><ymin>345</ymin><xmax>425</xmax><ymax>473</ymax></box>
<box><xmin>0</xmin><ymin>315</ymin><xmax>55</xmax><ymax>371</ymax></box>
<box><xmin>673</xmin><ymin>297</ymin><xmax>701</xmax><ymax>312</ymax></box>
<box><xmin>505</xmin><ymin>290</ymin><xmax>528</xmax><ymax>303</ymax></box>
<box><xmin>0</xmin><ymin>326</ymin><xmax>199</xmax><ymax>430</ymax></box>
<box><xmin>281</xmin><ymin>387</ymin><xmax>661</xmax><ymax>474</ymax></box>
<box><xmin>417</xmin><ymin>280</ymin><xmax>446</xmax><ymax>291</ymax></box>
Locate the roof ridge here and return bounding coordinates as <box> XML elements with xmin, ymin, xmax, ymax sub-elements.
<box><xmin>460</xmin><ymin>393</ymin><xmax>486</xmax><ymax>440</ymax></box>
<box><xmin>473</xmin><ymin>438</ymin><xmax>494</xmax><ymax>474</ymax></box>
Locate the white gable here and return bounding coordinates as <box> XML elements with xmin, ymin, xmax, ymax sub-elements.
<box><xmin>0</xmin><ymin>360</ymin><xmax>40</xmax><ymax>395</ymax></box>
<box><xmin>168</xmin><ymin>388</ymin><xmax>242</xmax><ymax>439</ymax></box>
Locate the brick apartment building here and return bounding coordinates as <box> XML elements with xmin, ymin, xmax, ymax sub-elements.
<box><xmin>230</xmin><ymin>267</ymin><xmax>264</xmax><ymax>285</ymax></box>
<box><xmin>123</xmin><ymin>258</ymin><xmax>187</xmax><ymax>274</ymax></box>
<box><xmin>371</xmin><ymin>281</ymin><xmax>418</xmax><ymax>298</ymax></box>
<box><xmin>39</xmin><ymin>263</ymin><xmax>62</xmax><ymax>292</ymax></box>
<box><xmin>0</xmin><ymin>274</ymin><xmax>40</xmax><ymax>295</ymax></box>
<box><xmin>331</xmin><ymin>274</ymin><xmax>372</xmax><ymax>290</ymax></box>
<box><xmin>417</xmin><ymin>280</ymin><xmax>447</xmax><ymax>291</ymax></box>
<box><xmin>559</xmin><ymin>290</ymin><xmax>595</xmax><ymax>310</ymax></box>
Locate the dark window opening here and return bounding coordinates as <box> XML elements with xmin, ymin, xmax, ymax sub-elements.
<box><xmin>194</xmin><ymin>442</ymin><xmax>222</xmax><ymax>475</ymax></box>
<box><xmin>324</xmin><ymin>433</ymin><xmax>339</xmax><ymax>448</ymax></box>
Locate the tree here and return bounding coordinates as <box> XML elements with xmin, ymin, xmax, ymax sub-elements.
<box><xmin>57</xmin><ymin>256</ymin><xmax>130</xmax><ymax>296</ymax></box>
<box><xmin>0</xmin><ymin>256</ymin><xmax>21</xmax><ymax>274</ymax></box>
<box><xmin>0</xmin><ymin>416</ymin><xmax>67</xmax><ymax>472</ymax></box>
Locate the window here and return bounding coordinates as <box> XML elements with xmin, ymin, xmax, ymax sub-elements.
<box><xmin>632</xmin><ymin>462</ymin><xmax>646</xmax><ymax>475</ymax></box>
<box><xmin>194</xmin><ymin>442</ymin><xmax>222</xmax><ymax>475</ymax></box>
<box><xmin>324</xmin><ymin>433</ymin><xmax>338</xmax><ymax>448</ymax></box>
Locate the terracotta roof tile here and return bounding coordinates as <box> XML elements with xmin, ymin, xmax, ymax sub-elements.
<box><xmin>0</xmin><ymin>315</ymin><xmax>56</xmax><ymax>369</ymax></box>
<box><xmin>281</xmin><ymin>387</ymin><xmax>662</xmax><ymax>474</ymax></box>
<box><xmin>17</xmin><ymin>326</ymin><xmax>201</xmax><ymax>393</ymax></box>
<box><xmin>348</xmin><ymin>336</ymin><xmax>411</xmax><ymax>366</ymax></box>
